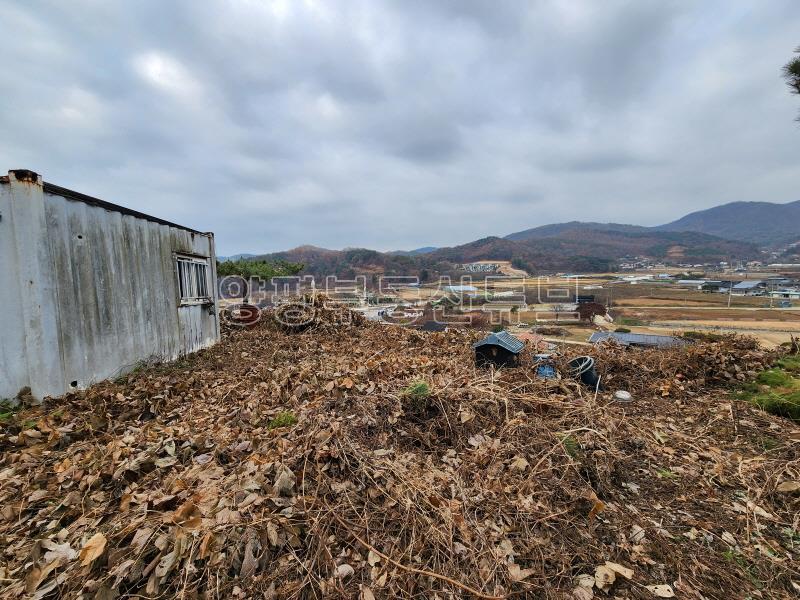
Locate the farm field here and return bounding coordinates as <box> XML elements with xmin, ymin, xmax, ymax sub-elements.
<box><xmin>614</xmin><ymin>308</ymin><xmax>800</xmax><ymax>324</ymax></box>
<box><xmin>265</xmin><ymin>271</ymin><xmax>799</xmax><ymax>348</ymax></box>
<box><xmin>502</xmin><ymin>276</ymin><xmax>798</xmax><ymax>348</ymax></box>
<box><xmin>614</xmin><ymin>297</ymin><xmax>712</xmax><ymax>306</ymax></box>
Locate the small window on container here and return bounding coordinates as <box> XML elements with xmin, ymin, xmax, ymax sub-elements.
<box><xmin>176</xmin><ymin>256</ymin><xmax>212</xmax><ymax>304</ymax></box>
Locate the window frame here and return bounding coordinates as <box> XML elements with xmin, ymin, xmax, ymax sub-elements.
<box><xmin>175</xmin><ymin>254</ymin><xmax>213</xmax><ymax>306</ymax></box>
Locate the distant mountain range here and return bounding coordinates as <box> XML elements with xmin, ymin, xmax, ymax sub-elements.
<box><xmin>387</xmin><ymin>246</ymin><xmax>438</xmax><ymax>256</ymax></box>
<box><xmin>655</xmin><ymin>200</ymin><xmax>800</xmax><ymax>247</ymax></box>
<box><xmin>253</xmin><ymin>231</ymin><xmax>757</xmax><ymax>280</ymax></box>
<box><xmin>217</xmin><ymin>253</ymin><xmax>257</xmax><ymax>262</ymax></box>
<box><xmin>233</xmin><ymin>199</ymin><xmax>798</xmax><ymax>277</ymax></box>
<box><xmin>504</xmin><ymin>200</ymin><xmax>800</xmax><ymax>248</ymax></box>
<box><xmin>505</xmin><ymin>221</ymin><xmax>648</xmax><ymax>241</ymax></box>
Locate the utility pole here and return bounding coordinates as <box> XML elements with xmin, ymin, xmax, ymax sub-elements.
<box><xmin>726</xmin><ymin>256</ymin><xmax>733</xmax><ymax>309</ymax></box>
<box><xmin>727</xmin><ymin>275</ymin><xmax>733</xmax><ymax>309</ymax></box>
<box><xmin>769</xmin><ymin>279</ymin><xmax>774</xmax><ymax>308</ymax></box>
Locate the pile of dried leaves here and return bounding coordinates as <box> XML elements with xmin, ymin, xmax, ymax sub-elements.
<box><xmin>1</xmin><ymin>312</ymin><xmax>799</xmax><ymax>599</ymax></box>
<box><xmin>569</xmin><ymin>335</ymin><xmax>777</xmax><ymax>399</ymax></box>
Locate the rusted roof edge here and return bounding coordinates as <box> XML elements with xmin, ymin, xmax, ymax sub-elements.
<box><xmin>42</xmin><ymin>181</ymin><xmax>209</xmax><ymax>236</ymax></box>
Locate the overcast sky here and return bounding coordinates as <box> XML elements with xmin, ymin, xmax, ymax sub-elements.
<box><xmin>1</xmin><ymin>1</ymin><xmax>798</xmax><ymax>255</ymax></box>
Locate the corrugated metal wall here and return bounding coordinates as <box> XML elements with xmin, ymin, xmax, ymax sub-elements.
<box><xmin>0</xmin><ymin>171</ymin><xmax>220</xmax><ymax>401</ymax></box>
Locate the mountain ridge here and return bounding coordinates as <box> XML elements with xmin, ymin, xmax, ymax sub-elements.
<box><xmin>387</xmin><ymin>246</ymin><xmax>438</xmax><ymax>256</ymax></box>
<box><xmin>654</xmin><ymin>199</ymin><xmax>800</xmax><ymax>246</ymax></box>
<box><xmin>231</xmin><ymin>198</ymin><xmax>796</xmax><ymax>277</ymax></box>
<box><xmin>250</xmin><ymin>229</ymin><xmax>758</xmax><ymax>279</ymax></box>
<box><xmin>504</xmin><ymin>199</ymin><xmax>800</xmax><ymax>247</ymax></box>
<box><xmin>505</xmin><ymin>221</ymin><xmax>648</xmax><ymax>241</ymax></box>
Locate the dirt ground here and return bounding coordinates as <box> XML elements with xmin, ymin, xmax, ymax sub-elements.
<box><xmin>611</xmin><ymin>307</ymin><xmax>800</xmax><ymax>348</ymax></box>
<box><xmin>615</xmin><ymin>298</ymin><xmax>714</xmax><ymax>307</ymax></box>
<box><xmin>616</xmin><ymin>307</ymin><xmax>800</xmax><ymax>323</ymax></box>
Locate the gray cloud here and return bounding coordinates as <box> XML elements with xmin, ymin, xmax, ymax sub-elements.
<box><xmin>0</xmin><ymin>0</ymin><xmax>797</xmax><ymax>254</ymax></box>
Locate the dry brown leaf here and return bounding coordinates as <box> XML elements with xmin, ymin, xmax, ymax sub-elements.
<box><xmin>630</xmin><ymin>524</ymin><xmax>646</xmax><ymax>543</ymax></box>
<box><xmin>273</xmin><ymin>465</ymin><xmax>296</xmax><ymax>497</ymax></box>
<box><xmin>361</xmin><ymin>585</ymin><xmax>376</xmax><ymax>600</ymax></box>
<box><xmin>28</xmin><ymin>489</ymin><xmax>49</xmax><ymax>503</ymax></box>
<box><xmin>721</xmin><ymin>531</ymin><xmax>737</xmax><ymax>546</ymax></box>
<box><xmin>335</xmin><ymin>563</ymin><xmax>354</xmax><ymax>579</ymax></box>
<box><xmin>171</xmin><ymin>500</ymin><xmax>203</xmax><ymax>530</ymax></box>
<box><xmin>594</xmin><ymin>565</ymin><xmax>615</xmax><ymax>592</ymax></box>
<box><xmin>130</xmin><ymin>527</ymin><xmax>153</xmax><ymax>552</ymax></box>
<box><xmin>588</xmin><ymin>499</ymin><xmax>606</xmax><ymax>522</ymax></box>
<box><xmin>573</xmin><ymin>587</ymin><xmax>594</xmax><ymax>600</ymax></box>
<box><xmin>25</xmin><ymin>560</ymin><xmax>62</xmax><ymax>593</ymax></box>
<box><xmin>509</xmin><ymin>456</ymin><xmax>530</xmax><ymax>472</ymax></box>
<box><xmin>508</xmin><ymin>562</ymin><xmax>535</xmax><ymax>582</ymax></box>
<box><xmin>240</xmin><ymin>537</ymin><xmax>259</xmax><ymax>580</ymax></box>
<box><xmin>194</xmin><ymin>453</ymin><xmax>213</xmax><ymax>465</ymax></box>
<box><xmin>41</xmin><ymin>540</ymin><xmax>76</xmax><ymax>564</ymax></box>
<box><xmin>198</xmin><ymin>532</ymin><xmax>215</xmax><ymax>560</ymax></box>
<box><xmin>79</xmin><ymin>532</ymin><xmax>107</xmax><ymax>566</ymax></box>
<box><xmin>646</xmin><ymin>584</ymin><xmax>675</xmax><ymax>597</ymax></box>
<box><xmin>155</xmin><ymin>551</ymin><xmax>178</xmax><ymax>578</ymax></box>
<box><xmin>53</xmin><ymin>458</ymin><xmax>71</xmax><ymax>473</ymax></box>
<box><xmin>30</xmin><ymin>572</ymin><xmax>67</xmax><ymax>599</ymax></box>
<box><xmin>604</xmin><ymin>561</ymin><xmax>633</xmax><ymax>580</ymax></box>
<box><xmin>266</xmin><ymin>521</ymin><xmax>280</xmax><ymax>547</ymax></box>
<box><xmin>733</xmin><ymin>500</ymin><xmax>775</xmax><ymax>520</ymax></box>
<box><xmin>776</xmin><ymin>480</ymin><xmax>800</xmax><ymax>493</ymax></box>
